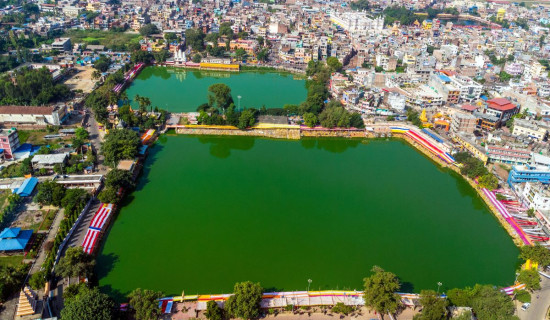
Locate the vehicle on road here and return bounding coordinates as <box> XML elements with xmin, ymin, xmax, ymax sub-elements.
<box><xmin>521</xmin><ymin>302</ymin><xmax>531</xmax><ymax>311</ymax></box>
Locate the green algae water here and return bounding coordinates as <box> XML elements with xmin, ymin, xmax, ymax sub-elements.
<box><xmin>124</xmin><ymin>67</ymin><xmax>307</xmax><ymax>112</ymax></box>
<box><xmin>97</xmin><ymin>136</ymin><xmax>519</xmax><ymax>299</ymax></box>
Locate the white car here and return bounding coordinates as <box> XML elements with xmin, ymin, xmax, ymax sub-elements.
<box><xmin>521</xmin><ymin>302</ymin><xmax>531</xmax><ymax>311</ymax></box>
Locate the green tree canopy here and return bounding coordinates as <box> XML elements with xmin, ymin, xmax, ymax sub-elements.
<box><xmin>139</xmin><ymin>24</ymin><xmax>159</xmax><ymax>37</ymax></box>
<box><xmin>56</xmin><ymin>247</ymin><xmax>95</xmax><ymax>278</ymax></box>
<box><xmin>105</xmin><ymin>168</ymin><xmax>135</xmax><ymax>190</ymax></box>
<box><xmin>61</xmin><ymin>286</ymin><xmax>117</xmax><ymax>320</ymax></box>
<box><xmin>185</xmin><ymin>28</ymin><xmax>205</xmax><ymax>51</ymax></box>
<box><xmin>208</xmin><ymin>83</ymin><xmax>233</xmax><ymax>111</ymax></box>
<box><xmin>517</xmin><ymin>269</ymin><xmax>541</xmax><ymax>291</ymax></box>
<box><xmin>225</xmin><ymin>281</ymin><xmax>263</xmax><ymax>320</ymax></box>
<box><xmin>413</xmin><ymin>290</ymin><xmax>447</xmax><ymax>320</ymax></box>
<box><xmin>303</xmin><ymin>112</ymin><xmax>318</xmax><ymax>127</ymax></box>
<box><xmin>363</xmin><ymin>266</ymin><xmax>401</xmax><ymax>316</ymax></box>
<box><xmin>205</xmin><ymin>300</ymin><xmax>224</xmax><ymax>320</ymax></box>
<box><xmin>101</xmin><ymin>129</ymin><xmax>141</xmax><ymax>167</ymax></box>
<box><xmin>129</xmin><ymin>288</ymin><xmax>164</xmax><ymax>320</ymax></box>
<box><xmin>326</xmin><ymin>56</ymin><xmax>343</xmax><ymax>72</ymax></box>
<box><xmin>237</xmin><ymin>110</ymin><xmax>256</xmax><ymax>130</ymax></box>
<box><xmin>520</xmin><ymin>243</ymin><xmax>550</xmax><ymax>267</ymax></box>
<box><xmin>34</xmin><ymin>181</ymin><xmax>66</xmax><ymax>207</ymax></box>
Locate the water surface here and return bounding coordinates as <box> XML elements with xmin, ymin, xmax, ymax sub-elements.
<box><xmin>125</xmin><ymin>67</ymin><xmax>307</xmax><ymax>112</ymax></box>
<box><xmin>97</xmin><ymin>136</ymin><xmax>519</xmax><ymax>299</ymax></box>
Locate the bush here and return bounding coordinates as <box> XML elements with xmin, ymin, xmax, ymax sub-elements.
<box><xmin>514</xmin><ymin>289</ymin><xmax>531</xmax><ymax>303</ymax></box>
<box><xmin>28</xmin><ymin>270</ymin><xmax>47</xmax><ymax>290</ymax></box>
<box><xmin>332</xmin><ymin>302</ymin><xmax>353</xmax><ymax>315</ymax></box>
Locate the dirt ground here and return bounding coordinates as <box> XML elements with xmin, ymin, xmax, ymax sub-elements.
<box><xmin>64</xmin><ymin>66</ymin><xmax>98</xmax><ymax>94</ymax></box>
<box><xmin>10</xmin><ymin>209</ymin><xmax>45</xmax><ymax>230</ymax></box>
<box><xmin>166</xmin><ymin>303</ymin><xmax>419</xmax><ymax>320</ymax></box>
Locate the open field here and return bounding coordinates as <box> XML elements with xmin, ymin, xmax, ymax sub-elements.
<box><xmin>64</xmin><ymin>66</ymin><xmax>97</xmax><ymax>93</ymax></box>
<box><xmin>64</xmin><ymin>29</ymin><xmax>142</xmax><ymax>50</ymax></box>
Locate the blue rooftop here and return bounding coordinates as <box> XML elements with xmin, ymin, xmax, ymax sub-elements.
<box><xmin>14</xmin><ymin>177</ymin><xmax>38</xmax><ymax>197</ymax></box>
<box><xmin>0</xmin><ymin>227</ymin><xmax>32</xmax><ymax>251</ymax></box>
<box><xmin>438</xmin><ymin>74</ymin><xmax>451</xmax><ymax>82</ymax></box>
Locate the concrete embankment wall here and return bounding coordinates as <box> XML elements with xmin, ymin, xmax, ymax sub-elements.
<box><xmin>301</xmin><ymin>130</ymin><xmax>366</xmax><ymax>138</ymax></box>
<box><xmin>176</xmin><ymin>127</ymin><xmax>301</xmax><ymax>139</ymax></box>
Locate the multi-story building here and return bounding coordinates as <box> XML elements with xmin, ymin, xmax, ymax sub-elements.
<box><xmin>475</xmin><ymin>98</ymin><xmax>519</xmax><ymax>130</ymax></box>
<box><xmin>508</xmin><ymin>154</ymin><xmax>550</xmax><ymax>185</ymax></box>
<box><xmin>329</xmin><ymin>12</ymin><xmax>383</xmax><ymax>35</ymax></box>
<box><xmin>449</xmin><ymin>76</ymin><xmax>482</xmax><ymax>102</ymax></box>
<box><xmin>451</xmin><ymin>112</ymin><xmax>477</xmax><ymax>134</ymax></box>
<box><xmin>486</xmin><ymin>145</ymin><xmax>531</xmax><ymax>165</ymax></box>
<box><xmin>453</xmin><ymin>132</ymin><xmax>488</xmax><ymax>163</ymax></box>
<box><xmin>512</xmin><ymin>119</ymin><xmax>548</xmax><ymax>141</ymax></box>
<box><xmin>429</xmin><ymin>74</ymin><xmax>459</xmax><ymax>105</ymax></box>
<box><xmin>520</xmin><ymin>182</ymin><xmax>550</xmax><ymax>211</ymax></box>
<box><xmin>51</xmin><ymin>38</ymin><xmax>72</xmax><ymax>52</ymax></box>
<box><xmin>0</xmin><ymin>128</ymin><xmax>20</xmax><ymax>160</ymax></box>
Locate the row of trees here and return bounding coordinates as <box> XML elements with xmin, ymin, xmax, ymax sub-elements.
<box><xmin>453</xmin><ymin>152</ymin><xmax>499</xmax><ymax>190</ymax></box>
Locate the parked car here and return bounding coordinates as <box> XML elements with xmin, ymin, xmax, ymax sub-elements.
<box><xmin>521</xmin><ymin>302</ymin><xmax>531</xmax><ymax>311</ymax></box>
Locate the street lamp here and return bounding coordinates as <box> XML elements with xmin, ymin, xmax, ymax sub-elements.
<box><xmin>238</xmin><ymin>95</ymin><xmax>242</xmax><ymax>111</ymax></box>
<box><xmin>307</xmin><ymin>279</ymin><xmax>312</xmax><ymax>292</ymax></box>
<box><xmin>437</xmin><ymin>282</ymin><xmax>442</xmax><ymax>295</ymax></box>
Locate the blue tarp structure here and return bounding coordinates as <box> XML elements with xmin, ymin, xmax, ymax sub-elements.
<box><xmin>0</xmin><ymin>227</ymin><xmax>32</xmax><ymax>251</ymax></box>
<box><xmin>139</xmin><ymin>145</ymin><xmax>148</xmax><ymax>155</ymax></box>
<box><xmin>13</xmin><ymin>143</ymin><xmax>41</xmax><ymax>160</ymax></box>
<box><xmin>14</xmin><ymin>177</ymin><xmax>38</xmax><ymax>197</ymax></box>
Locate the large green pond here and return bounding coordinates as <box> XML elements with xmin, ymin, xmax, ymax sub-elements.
<box><xmin>124</xmin><ymin>67</ymin><xmax>307</xmax><ymax>112</ymax></box>
<box><xmin>97</xmin><ymin>135</ymin><xmax>519</xmax><ymax>300</ymax></box>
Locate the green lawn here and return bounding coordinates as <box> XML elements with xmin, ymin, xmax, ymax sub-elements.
<box><xmin>0</xmin><ymin>255</ymin><xmax>24</xmax><ymax>268</ymax></box>
<box><xmin>64</xmin><ymin>29</ymin><xmax>142</xmax><ymax>51</ymax></box>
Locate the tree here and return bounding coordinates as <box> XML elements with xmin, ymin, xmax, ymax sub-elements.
<box><xmin>205</xmin><ymin>300</ymin><xmax>224</xmax><ymax>320</ymax></box>
<box><xmin>61</xmin><ymin>188</ymin><xmax>90</xmax><ymax>216</ymax></box>
<box><xmin>28</xmin><ymin>270</ymin><xmax>47</xmax><ymax>290</ymax></box>
<box><xmin>256</xmin><ymin>48</ymin><xmax>269</xmax><ymax>62</ymax></box>
<box><xmin>332</xmin><ymin>302</ymin><xmax>353</xmax><ymax>315</ymax></box>
<box><xmin>192</xmin><ymin>53</ymin><xmax>202</xmax><ymax>63</ymax></box>
<box><xmin>478</xmin><ymin>174</ymin><xmax>498</xmax><ymax>190</ymax></box>
<box><xmin>225</xmin><ymin>281</ymin><xmax>263</xmax><ymax>320</ymax></box>
<box><xmin>75</xmin><ymin>127</ymin><xmax>89</xmax><ymax>141</ymax></box>
<box><xmin>35</xmin><ymin>181</ymin><xmax>66</xmax><ymax>207</ymax></box>
<box><xmin>517</xmin><ymin>269</ymin><xmax>541</xmax><ymax>291</ymax></box>
<box><xmin>139</xmin><ymin>24</ymin><xmax>159</xmax><ymax>37</ymax></box>
<box><xmin>101</xmin><ymin>129</ymin><xmax>141</xmax><ymax>167</ymax></box>
<box><xmin>514</xmin><ymin>289</ymin><xmax>531</xmax><ymax>303</ymax></box>
<box><xmin>208</xmin><ymin>83</ymin><xmax>233</xmax><ymax>111</ymax></box>
<box><xmin>105</xmin><ymin>169</ymin><xmax>135</xmax><ymax>190</ymax></box>
<box><xmin>257</xmin><ymin>36</ymin><xmax>265</xmax><ymax>47</ymax></box>
<box><xmin>185</xmin><ymin>28</ymin><xmax>205</xmax><ymax>51</ymax></box>
<box><xmin>56</xmin><ymin>247</ymin><xmax>95</xmax><ymax>278</ymax></box>
<box><xmin>98</xmin><ymin>186</ymin><xmax>119</xmax><ymax>204</ymax></box>
<box><xmin>219</xmin><ymin>22</ymin><xmax>234</xmax><ymax>38</ymax></box>
<box><xmin>363</xmin><ymin>266</ymin><xmax>401</xmax><ymax>316</ymax></box>
<box><xmin>129</xmin><ymin>288</ymin><xmax>164</xmax><ymax>320</ymax></box>
<box><xmin>499</xmin><ymin>71</ymin><xmax>512</xmax><ymax>82</ymax></box>
<box><xmin>93</xmin><ymin>55</ymin><xmax>111</xmax><ymax>72</ymax></box>
<box><xmin>235</xmin><ymin>48</ymin><xmax>247</xmax><ymax>61</ymax></box>
<box><xmin>520</xmin><ymin>243</ymin><xmax>550</xmax><ymax>267</ymax></box>
<box><xmin>303</xmin><ymin>112</ymin><xmax>318</xmax><ymax>127</ymax></box>
<box><xmin>326</xmin><ymin>56</ymin><xmax>343</xmax><ymax>72</ymax></box>
<box><xmin>469</xmin><ymin>285</ymin><xmax>515</xmax><ymax>320</ymax></box>
<box><xmin>413</xmin><ymin>290</ymin><xmax>447</xmax><ymax>320</ymax></box>
<box><xmin>61</xmin><ymin>286</ymin><xmax>116</xmax><ymax>320</ymax></box>
<box><xmin>0</xmin><ymin>265</ymin><xmax>28</xmax><ymax>302</ymax></box>
<box><xmin>237</xmin><ymin>110</ymin><xmax>256</xmax><ymax>130</ymax></box>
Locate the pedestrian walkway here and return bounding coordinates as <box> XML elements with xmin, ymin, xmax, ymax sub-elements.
<box><xmin>29</xmin><ymin>209</ymin><xmax>64</xmax><ymax>275</ymax></box>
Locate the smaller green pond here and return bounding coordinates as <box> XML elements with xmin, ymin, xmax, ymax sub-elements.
<box><xmin>124</xmin><ymin>67</ymin><xmax>307</xmax><ymax>113</ymax></box>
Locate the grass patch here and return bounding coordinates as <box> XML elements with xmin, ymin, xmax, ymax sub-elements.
<box><xmin>39</xmin><ymin>210</ymin><xmax>56</xmax><ymax>231</ymax></box>
<box><xmin>64</xmin><ymin>29</ymin><xmax>142</xmax><ymax>51</ymax></box>
<box><xmin>17</xmin><ymin>130</ymin><xmax>30</xmax><ymax>144</ymax></box>
<box><xmin>0</xmin><ymin>255</ymin><xmax>24</xmax><ymax>268</ymax></box>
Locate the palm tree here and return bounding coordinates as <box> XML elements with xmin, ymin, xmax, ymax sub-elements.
<box><xmin>92</xmin><ymin>70</ymin><xmax>101</xmax><ymax>80</ymax></box>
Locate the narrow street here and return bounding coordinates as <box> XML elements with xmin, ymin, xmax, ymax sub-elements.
<box><xmin>517</xmin><ymin>276</ymin><xmax>550</xmax><ymax>320</ymax></box>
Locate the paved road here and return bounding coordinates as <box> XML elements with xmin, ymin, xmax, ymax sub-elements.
<box><xmin>518</xmin><ymin>276</ymin><xmax>550</xmax><ymax>320</ymax></box>
<box><xmin>83</xmin><ymin>109</ymin><xmax>106</xmax><ymax>172</ymax></box>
